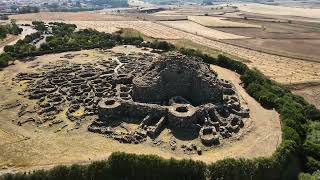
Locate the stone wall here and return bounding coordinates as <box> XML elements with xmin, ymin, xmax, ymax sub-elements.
<box><xmin>132</xmin><ymin>52</ymin><xmax>223</xmax><ymax>105</ymax></box>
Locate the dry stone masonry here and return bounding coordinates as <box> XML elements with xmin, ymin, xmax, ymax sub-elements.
<box><xmin>92</xmin><ymin>52</ymin><xmax>249</xmax><ymax>149</ymax></box>
<box><xmin>14</xmin><ymin>49</ymin><xmax>249</xmax><ymax>155</ymax></box>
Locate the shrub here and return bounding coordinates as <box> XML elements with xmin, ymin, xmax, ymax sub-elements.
<box><xmin>108</xmin><ymin>152</ymin><xmax>206</xmax><ymax>180</ymax></box>
<box><xmin>0</xmin><ymin>53</ymin><xmax>13</xmax><ymax>67</ymax></box>
<box><xmin>305</xmin><ymin>156</ymin><xmax>320</xmax><ymax>173</ymax></box>
<box><xmin>283</xmin><ymin>126</ymin><xmax>302</xmax><ymax>145</ymax></box>
<box><xmin>303</xmin><ymin>141</ymin><xmax>320</xmax><ymax>160</ymax></box>
<box><xmin>216</xmin><ymin>54</ymin><xmax>248</xmax><ymax>74</ymax></box>
<box><xmin>149</xmin><ymin>40</ymin><xmax>175</xmax><ymax>51</ymax></box>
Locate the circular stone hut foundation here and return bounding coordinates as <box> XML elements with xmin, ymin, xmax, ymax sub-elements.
<box><xmin>92</xmin><ymin>52</ymin><xmax>250</xmax><ymax>149</ymax></box>
<box><xmin>14</xmin><ymin>50</ymin><xmax>250</xmax><ymax>155</ymax></box>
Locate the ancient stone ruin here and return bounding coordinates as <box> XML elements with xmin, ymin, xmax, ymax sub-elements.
<box><xmin>90</xmin><ymin>52</ymin><xmax>249</xmax><ymax>149</ymax></box>
<box><xmin>14</xmin><ymin>50</ymin><xmax>249</xmax><ymax>154</ymax></box>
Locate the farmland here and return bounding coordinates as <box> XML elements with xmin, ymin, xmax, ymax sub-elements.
<box><xmin>158</xmin><ymin>20</ymin><xmax>249</xmax><ymax>39</ymax></box>
<box><xmin>188</xmin><ymin>16</ymin><xmax>260</xmax><ymax>28</ymax></box>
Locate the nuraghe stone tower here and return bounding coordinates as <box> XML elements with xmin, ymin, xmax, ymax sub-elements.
<box><xmin>94</xmin><ymin>52</ymin><xmax>249</xmax><ymax>146</ymax></box>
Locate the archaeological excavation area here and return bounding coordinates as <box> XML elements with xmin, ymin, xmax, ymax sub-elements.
<box><xmin>0</xmin><ymin>46</ymin><xmax>281</xmax><ymax>172</ymax></box>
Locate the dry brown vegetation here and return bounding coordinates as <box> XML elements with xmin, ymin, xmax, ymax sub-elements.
<box><xmin>159</xmin><ymin>20</ymin><xmax>249</xmax><ymax>39</ymax></box>
<box><xmin>188</xmin><ymin>16</ymin><xmax>260</xmax><ymax>28</ymax></box>
<box><xmin>223</xmin><ymin>38</ymin><xmax>320</xmax><ymax>62</ymax></box>
<box><xmin>236</xmin><ymin>3</ymin><xmax>320</xmax><ymax>19</ymax></box>
<box><xmin>70</xmin><ymin>21</ymin><xmax>183</xmax><ymax>39</ymax></box>
<box><xmin>191</xmin><ymin>35</ymin><xmax>320</xmax><ymax>84</ymax></box>
<box><xmin>289</xmin><ymin>83</ymin><xmax>320</xmax><ymax>109</ymax></box>
<box><xmin>0</xmin><ymin>35</ymin><xmax>18</xmax><ymax>49</ymax></box>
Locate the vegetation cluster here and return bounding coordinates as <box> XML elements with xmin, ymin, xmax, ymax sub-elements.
<box><xmin>0</xmin><ymin>22</ymin><xmax>171</xmax><ymax>68</ymax></box>
<box><xmin>0</xmin><ymin>21</ymin><xmax>23</xmax><ymax>40</ymax></box>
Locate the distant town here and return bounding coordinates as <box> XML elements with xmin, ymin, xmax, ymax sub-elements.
<box><xmin>0</xmin><ymin>0</ymin><xmax>129</xmax><ymax>18</ymax></box>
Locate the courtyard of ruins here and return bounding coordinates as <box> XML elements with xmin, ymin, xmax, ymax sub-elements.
<box><xmin>0</xmin><ymin>45</ymin><xmax>281</xmax><ymax>173</ymax></box>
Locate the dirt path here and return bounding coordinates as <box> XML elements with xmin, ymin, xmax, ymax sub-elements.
<box><xmin>114</xmin><ymin>57</ymin><xmax>123</xmax><ymax>75</ymax></box>
<box><xmin>0</xmin><ymin>35</ymin><xmax>18</xmax><ymax>49</ymax></box>
<box><xmin>0</xmin><ymin>26</ymin><xmax>37</xmax><ymax>54</ymax></box>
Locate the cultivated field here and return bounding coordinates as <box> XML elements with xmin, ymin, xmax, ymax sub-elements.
<box><xmin>223</xmin><ymin>38</ymin><xmax>320</xmax><ymax>62</ymax></box>
<box><xmin>214</xmin><ymin>27</ymin><xmax>320</xmax><ymax>39</ymax></box>
<box><xmin>188</xmin><ymin>16</ymin><xmax>260</xmax><ymax>28</ymax></box>
<box><xmin>188</xmin><ymin>34</ymin><xmax>320</xmax><ymax>84</ymax></box>
<box><xmin>10</xmin><ymin>12</ymin><xmax>135</xmax><ymax>21</ymax></box>
<box><xmin>69</xmin><ymin>20</ymin><xmax>184</xmax><ymax>39</ymax></box>
<box><xmin>0</xmin><ymin>48</ymin><xmax>281</xmax><ymax>173</ymax></box>
<box><xmin>159</xmin><ymin>20</ymin><xmax>250</xmax><ymax>39</ymax></box>
<box><xmin>235</xmin><ymin>3</ymin><xmax>320</xmax><ymax>19</ymax></box>
<box><xmin>153</xmin><ymin>6</ymin><xmax>237</xmax><ymax>16</ymax></box>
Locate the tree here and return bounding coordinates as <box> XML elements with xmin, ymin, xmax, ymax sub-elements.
<box><xmin>7</xmin><ymin>21</ymin><xmax>23</xmax><ymax>35</ymax></box>
<box><xmin>0</xmin><ymin>26</ymin><xmax>7</xmax><ymax>39</ymax></box>
<box><xmin>32</xmin><ymin>21</ymin><xmax>47</xmax><ymax>32</ymax></box>
<box><xmin>0</xmin><ymin>53</ymin><xmax>13</xmax><ymax>67</ymax></box>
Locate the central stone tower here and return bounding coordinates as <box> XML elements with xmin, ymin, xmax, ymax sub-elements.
<box><xmin>132</xmin><ymin>53</ymin><xmax>223</xmax><ymax>105</ymax></box>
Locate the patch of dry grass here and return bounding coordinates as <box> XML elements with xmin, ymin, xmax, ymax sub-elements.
<box><xmin>188</xmin><ymin>16</ymin><xmax>260</xmax><ymax>28</ymax></box>
<box><xmin>159</xmin><ymin>20</ymin><xmax>250</xmax><ymax>40</ymax></box>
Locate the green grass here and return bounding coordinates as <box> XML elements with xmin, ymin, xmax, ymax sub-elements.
<box><xmin>307</xmin><ymin>122</ymin><xmax>320</xmax><ymax>144</ymax></box>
